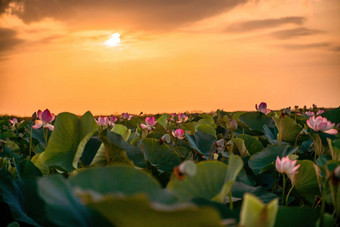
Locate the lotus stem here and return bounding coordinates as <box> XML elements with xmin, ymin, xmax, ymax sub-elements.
<box><xmin>43</xmin><ymin>128</ymin><xmax>48</xmax><ymax>147</ymax></box>
<box><xmin>285</xmin><ymin>184</ymin><xmax>294</xmax><ymax>205</ymax></box>
<box><xmin>208</xmin><ymin>143</ymin><xmax>215</xmax><ymax>160</ymax></box>
<box><xmin>28</xmin><ymin>124</ymin><xmax>33</xmax><ymax>160</ymax></box>
<box><xmin>282</xmin><ymin>174</ymin><xmax>287</xmax><ymax>206</ymax></box>
<box><xmin>229</xmin><ymin>191</ymin><xmax>233</xmax><ymax>210</ymax></box>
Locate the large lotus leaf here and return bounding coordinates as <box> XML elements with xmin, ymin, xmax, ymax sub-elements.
<box><xmin>324</xmin><ymin>160</ymin><xmax>340</xmax><ymax>218</ymax></box>
<box><xmin>213</xmin><ymin>154</ymin><xmax>244</xmax><ymax>203</ymax></box>
<box><xmin>79</xmin><ymin>136</ymin><xmax>102</xmax><ymax>166</ymax></box>
<box><xmin>86</xmin><ymin>194</ymin><xmax>223</xmax><ymax>227</ymax></box>
<box><xmin>156</xmin><ymin>114</ymin><xmax>168</xmax><ymax>129</ymax></box>
<box><xmin>167</xmin><ymin>161</ymin><xmax>228</xmax><ymax>201</ymax></box>
<box><xmin>142</xmin><ymin>138</ymin><xmax>181</xmax><ymax>172</ymax></box>
<box><xmin>196</xmin><ymin>124</ymin><xmax>217</xmax><ymax>138</ymax></box>
<box><xmin>273</xmin><ymin>117</ymin><xmax>302</xmax><ymax>142</ymax></box>
<box><xmin>321</xmin><ymin>107</ymin><xmax>340</xmax><ymax>124</ymax></box>
<box><xmin>190</xmin><ymin>198</ymin><xmax>238</xmax><ymax>220</ymax></box>
<box><xmin>111</xmin><ymin>124</ymin><xmax>131</xmax><ymax>141</ymax></box>
<box><xmin>37</xmin><ymin>175</ymin><xmax>111</xmax><ymax>227</ymax></box>
<box><xmin>26</xmin><ymin>122</ymin><xmax>51</xmax><ymax>147</ymax></box>
<box><xmin>327</xmin><ymin>138</ymin><xmax>340</xmax><ymax>161</ymax></box>
<box><xmin>92</xmin><ymin>130</ymin><xmax>146</xmax><ymax>168</ymax></box>
<box><xmin>239</xmin><ymin>194</ymin><xmax>278</xmax><ymax>227</ymax></box>
<box><xmin>186</xmin><ymin>131</ymin><xmax>216</xmax><ymax>159</ymax></box>
<box><xmin>274</xmin><ymin>207</ymin><xmax>319</xmax><ymax>227</ymax></box>
<box><xmin>0</xmin><ymin>169</ymin><xmax>39</xmax><ymax>226</ymax></box>
<box><xmin>182</xmin><ymin>122</ymin><xmax>196</xmax><ymax>135</ymax></box>
<box><xmin>197</xmin><ymin>114</ymin><xmax>215</xmax><ymax>126</ymax></box>
<box><xmin>72</xmin><ymin>131</ymin><xmax>97</xmax><ymax>169</ymax></box>
<box><xmin>43</xmin><ymin>112</ymin><xmax>98</xmax><ymax>172</ymax></box>
<box><xmin>238</xmin><ymin>134</ymin><xmax>264</xmax><ymax>155</ymax></box>
<box><xmin>230</xmin><ymin>138</ymin><xmax>249</xmax><ymax>157</ymax></box>
<box><xmin>31</xmin><ymin>152</ymin><xmax>49</xmax><ymax>175</ymax></box>
<box><xmin>239</xmin><ymin>112</ymin><xmax>274</xmax><ymax>133</ymax></box>
<box><xmin>248</xmin><ymin>145</ymin><xmax>298</xmax><ymax>175</ymax></box>
<box><xmin>294</xmin><ymin>160</ymin><xmax>320</xmax><ymax>204</ymax></box>
<box><xmin>90</xmin><ymin>125</ymin><xmax>132</xmax><ymax>167</ymax></box>
<box><xmin>14</xmin><ymin>158</ymin><xmax>42</xmax><ymax>178</ymax></box>
<box><xmin>70</xmin><ymin>166</ymin><xmax>161</xmax><ymax>197</ymax></box>
<box><xmin>231</xmin><ymin>182</ymin><xmax>278</xmax><ymax>204</ymax></box>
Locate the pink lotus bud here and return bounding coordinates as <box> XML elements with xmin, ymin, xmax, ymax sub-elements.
<box><xmin>275</xmin><ymin>156</ymin><xmax>300</xmax><ymax>176</ymax></box>
<box><xmin>177</xmin><ymin>113</ymin><xmax>188</xmax><ymax>123</ymax></box>
<box><xmin>307</xmin><ymin>116</ymin><xmax>338</xmax><ymax>135</ymax></box>
<box><xmin>172</xmin><ymin>128</ymin><xmax>184</xmax><ymax>139</ymax></box>
<box><xmin>255</xmin><ymin>102</ymin><xmax>271</xmax><ymax>114</ymax></box>
<box><xmin>109</xmin><ymin>115</ymin><xmax>117</xmax><ymax>126</ymax></box>
<box><xmin>228</xmin><ymin>119</ymin><xmax>238</xmax><ymax>131</ymax></box>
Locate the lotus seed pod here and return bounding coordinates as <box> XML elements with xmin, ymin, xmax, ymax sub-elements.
<box><xmin>229</xmin><ymin>119</ymin><xmax>238</xmax><ymax>132</ymax></box>
<box><xmin>178</xmin><ymin>160</ymin><xmax>197</xmax><ymax>177</ymax></box>
<box><xmin>161</xmin><ymin>134</ymin><xmax>171</xmax><ymax>144</ymax></box>
<box><xmin>215</xmin><ymin>139</ymin><xmax>225</xmax><ymax>152</ymax></box>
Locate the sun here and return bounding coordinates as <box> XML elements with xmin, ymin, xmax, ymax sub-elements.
<box><xmin>104</xmin><ymin>33</ymin><xmax>121</xmax><ymax>47</ymax></box>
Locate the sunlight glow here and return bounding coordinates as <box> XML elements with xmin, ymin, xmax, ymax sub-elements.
<box><xmin>104</xmin><ymin>33</ymin><xmax>121</xmax><ymax>47</ymax></box>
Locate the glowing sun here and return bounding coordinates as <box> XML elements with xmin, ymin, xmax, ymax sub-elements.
<box><xmin>104</xmin><ymin>33</ymin><xmax>121</xmax><ymax>47</ymax></box>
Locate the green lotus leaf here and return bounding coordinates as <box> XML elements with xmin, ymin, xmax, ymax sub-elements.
<box><xmin>43</xmin><ymin>112</ymin><xmax>98</xmax><ymax>172</ymax></box>
<box><xmin>142</xmin><ymin>138</ymin><xmax>181</xmax><ymax>172</ymax></box>
<box><xmin>248</xmin><ymin>145</ymin><xmax>298</xmax><ymax>175</ymax></box>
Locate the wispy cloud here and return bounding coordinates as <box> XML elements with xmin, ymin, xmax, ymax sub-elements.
<box><xmin>224</xmin><ymin>17</ymin><xmax>305</xmax><ymax>32</ymax></box>
<box><xmin>0</xmin><ymin>28</ymin><xmax>24</xmax><ymax>55</ymax></box>
<box><xmin>6</xmin><ymin>0</ymin><xmax>248</xmax><ymax>31</ymax></box>
<box><xmin>279</xmin><ymin>42</ymin><xmax>330</xmax><ymax>50</ymax></box>
<box><xmin>272</xmin><ymin>27</ymin><xmax>323</xmax><ymax>39</ymax></box>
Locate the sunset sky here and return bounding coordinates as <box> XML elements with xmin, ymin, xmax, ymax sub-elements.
<box><xmin>0</xmin><ymin>0</ymin><xmax>339</xmax><ymax>116</ymax></box>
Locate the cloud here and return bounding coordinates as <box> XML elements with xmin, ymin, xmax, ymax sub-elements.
<box><xmin>279</xmin><ymin>42</ymin><xmax>330</xmax><ymax>50</ymax></box>
<box><xmin>224</xmin><ymin>17</ymin><xmax>305</xmax><ymax>32</ymax></box>
<box><xmin>0</xmin><ymin>28</ymin><xmax>24</xmax><ymax>55</ymax></box>
<box><xmin>331</xmin><ymin>45</ymin><xmax>340</xmax><ymax>52</ymax></box>
<box><xmin>8</xmin><ymin>0</ymin><xmax>248</xmax><ymax>31</ymax></box>
<box><xmin>271</xmin><ymin>27</ymin><xmax>323</xmax><ymax>39</ymax></box>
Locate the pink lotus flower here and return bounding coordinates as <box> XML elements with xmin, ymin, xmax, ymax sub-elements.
<box><xmin>316</xmin><ymin>110</ymin><xmax>324</xmax><ymax>115</ymax></box>
<box><xmin>96</xmin><ymin>116</ymin><xmax>109</xmax><ymax>126</ymax></box>
<box><xmin>307</xmin><ymin>115</ymin><xmax>338</xmax><ymax>135</ymax></box>
<box><xmin>140</xmin><ymin>116</ymin><xmax>157</xmax><ymax>131</ymax></box>
<box><xmin>176</xmin><ymin>113</ymin><xmax>188</xmax><ymax>123</ymax></box>
<box><xmin>32</xmin><ymin>109</ymin><xmax>55</xmax><ymax>131</ymax></box>
<box><xmin>275</xmin><ymin>156</ymin><xmax>300</xmax><ymax>176</ymax></box>
<box><xmin>121</xmin><ymin>112</ymin><xmax>133</xmax><ymax>120</ymax></box>
<box><xmin>305</xmin><ymin>111</ymin><xmax>315</xmax><ymax>117</ymax></box>
<box><xmin>109</xmin><ymin>115</ymin><xmax>117</xmax><ymax>126</ymax></box>
<box><xmin>9</xmin><ymin>118</ymin><xmax>24</xmax><ymax>127</ymax></box>
<box><xmin>172</xmin><ymin>128</ymin><xmax>184</xmax><ymax>139</ymax></box>
<box><xmin>170</xmin><ymin>113</ymin><xmax>177</xmax><ymax>122</ymax></box>
<box><xmin>255</xmin><ymin>102</ymin><xmax>271</xmax><ymax>114</ymax></box>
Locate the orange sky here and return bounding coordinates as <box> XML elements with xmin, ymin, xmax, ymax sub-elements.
<box><xmin>0</xmin><ymin>0</ymin><xmax>339</xmax><ymax>116</ymax></box>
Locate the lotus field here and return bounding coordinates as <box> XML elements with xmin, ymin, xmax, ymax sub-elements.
<box><xmin>1</xmin><ymin>104</ymin><xmax>340</xmax><ymax>227</ymax></box>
